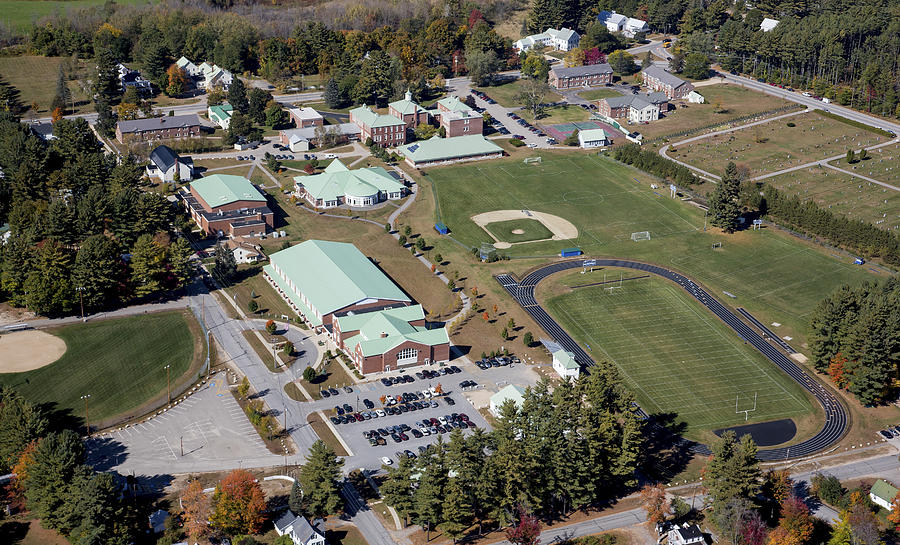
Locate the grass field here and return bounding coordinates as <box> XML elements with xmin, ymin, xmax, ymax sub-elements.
<box><xmin>476</xmin><ymin>79</ymin><xmax>562</xmax><ymax>109</ymax></box>
<box><xmin>0</xmin><ymin>56</ymin><xmax>91</xmax><ymax>114</ymax></box>
<box><xmin>520</xmin><ymin>103</ymin><xmax>592</xmax><ymax>125</ymax></box>
<box><xmin>0</xmin><ymin>311</ymin><xmax>196</xmax><ymax>423</ymax></box>
<box><xmin>670</xmin><ymin>111</ymin><xmax>888</xmax><ymax>177</ymax></box>
<box><xmin>829</xmin><ymin>141</ymin><xmax>900</xmax><ymax>187</ymax></box>
<box><xmin>545</xmin><ymin>270</ymin><xmax>813</xmax><ymax>433</ymax></box>
<box><xmin>485</xmin><ymin>218</ymin><xmax>553</xmax><ymax>243</ymax></box>
<box><xmin>577</xmin><ymin>88</ymin><xmax>621</xmax><ymax>101</ymax></box>
<box><xmin>638</xmin><ymin>84</ymin><xmax>795</xmax><ymax>141</ymax></box>
<box><xmin>426</xmin><ymin>152</ymin><xmax>877</xmax><ymax>346</ymax></box>
<box><xmin>0</xmin><ymin>0</ymin><xmax>149</xmax><ymax>32</ymax></box>
<box><xmin>765</xmin><ymin>165</ymin><xmax>900</xmax><ymax>230</ymax></box>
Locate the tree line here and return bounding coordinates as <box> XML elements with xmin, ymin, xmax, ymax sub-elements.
<box><xmin>612</xmin><ymin>143</ymin><xmax>700</xmax><ymax>187</ymax></box>
<box><xmin>808</xmin><ymin>278</ymin><xmax>900</xmax><ymax>405</ymax></box>
<box><xmin>380</xmin><ymin>366</ymin><xmax>643</xmax><ymax>542</ymax></box>
<box><xmin>0</xmin><ymin>114</ymin><xmax>194</xmax><ymax>316</ymax></box>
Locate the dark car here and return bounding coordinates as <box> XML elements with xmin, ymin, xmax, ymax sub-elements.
<box><xmin>880</xmin><ymin>430</ymin><xmax>893</xmax><ymax>439</ymax></box>
<box><xmin>415</xmin><ymin>372</ymin><xmax>425</xmax><ymax>380</ymax></box>
<box><xmin>343</xmin><ymin>403</ymin><xmax>353</xmax><ymax>413</ymax></box>
<box><xmin>343</xmin><ymin>386</ymin><xmax>353</xmax><ymax>393</ymax></box>
<box><xmin>391</xmin><ymin>434</ymin><xmax>402</xmax><ymax>443</ymax></box>
<box><xmin>402</xmin><ymin>374</ymin><xmax>414</xmax><ymax>383</ymax></box>
<box><xmin>513</xmin><ymin>135</ymin><xmax>525</xmax><ymax>140</ymax></box>
<box><xmin>418</xmin><ymin>445</ymin><xmax>428</xmax><ymax>454</ymax></box>
<box><xmin>363</xmin><ymin>398</ymin><xmax>374</xmax><ymax>409</ymax></box>
<box><xmin>391</xmin><ymin>376</ymin><xmax>402</xmax><ymax>384</ymax></box>
<box><xmin>398</xmin><ymin>432</ymin><xmax>409</xmax><ymax>441</ymax></box>
<box><xmin>334</xmin><ymin>406</ymin><xmax>344</xmax><ymax>415</ymax></box>
<box><xmin>330</xmin><ymin>417</ymin><xmax>341</xmax><ymax>425</ymax></box>
<box><xmin>381</xmin><ymin>378</ymin><xmax>392</xmax><ymax>386</ymax></box>
<box><xmin>321</xmin><ymin>389</ymin><xmax>330</xmax><ymax>398</ymax></box>
<box><xmin>444</xmin><ymin>397</ymin><xmax>456</xmax><ymax>406</ymax></box>
<box><xmin>459</xmin><ymin>413</ymin><xmax>469</xmax><ymax>421</ymax></box>
<box><xmin>328</xmin><ymin>388</ymin><xmax>339</xmax><ymax>396</ymax></box>
<box><xmin>411</xmin><ymin>429</ymin><xmax>423</xmax><ymax>438</ymax></box>
<box><xmin>354</xmin><ymin>413</ymin><xmax>364</xmax><ymax>422</ymax></box>
<box><xmin>404</xmin><ymin>449</ymin><xmax>417</xmax><ymax>458</ymax></box>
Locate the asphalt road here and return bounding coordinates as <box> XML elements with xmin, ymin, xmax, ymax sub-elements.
<box><xmin>496</xmin><ymin>258</ymin><xmax>848</xmax><ymax>461</ymax></box>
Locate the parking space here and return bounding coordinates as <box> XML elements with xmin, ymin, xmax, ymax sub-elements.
<box><xmin>86</xmin><ymin>374</ymin><xmax>282</xmax><ymax>475</ymax></box>
<box><xmin>467</xmin><ymin>89</ymin><xmax>552</xmax><ymax>149</ymax></box>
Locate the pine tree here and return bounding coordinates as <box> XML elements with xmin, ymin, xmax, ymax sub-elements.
<box><xmin>23</xmin><ymin>430</ymin><xmax>85</xmax><ymax>534</ymax></box>
<box><xmin>439</xmin><ymin>479</ymin><xmax>472</xmax><ymax>543</ymax></box>
<box><xmin>51</xmin><ymin>65</ymin><xmax>71</xmax><ymax>113</ymax></box>
<box><xmin>381</xmin><ymin>454</ymin><xmax>417</xmax><ymax>524</ymax></box>
<box><xmin>289</xmin><ymin>479</ymin><xmax>303</xmax><ymax>514</ymax></box>
<box><xmin>323</xmin><ymin>78</ymin><xmax>344</xmax><ymax>109</ymax></box>
<box><xmin>228</xmin><ymin>78</ymin><xmax>249</xmax><ymax>114</ymax></box>
<box><xmin>298</xmin><ymin>440</ymin><xmax>344</xmax><ymax>518</ymax></box>
<box><xmin>703</xmin><ymin>431</ymin><xmax>760</xmax><ymax>510</ymax></box>
<box><xmin>708</xmin><ymin>161</ymin><xmax>742</xmax><ymax>233</ymax></box>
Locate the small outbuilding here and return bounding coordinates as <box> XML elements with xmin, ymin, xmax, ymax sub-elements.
<box><xmin>578</xmin><ymin>128</ymin><xmax>611</xmax><ymax>148</ymax></box>
<box><xmin>871</xmin><ymin>479</ymin><xmax>898</xmax><ymax>510</ymax></box>
<box><xmin>687</xmin><ymin>91</ymin><xmax>705</xmax><ymax>104</ymax></box>
<box><xmin>273</xmin><ymin>510</ymin><xmax>327</xmax><ymax>545</ymax></box>
<box><xmin>552</xmin><ymin>349</ymin><xmax>580</xmax><ymax>379</ymax></box>
<box><xmin>490</xmin><ymin>385</ymin><xmax>526</xmax><ymax>417</ymax></box>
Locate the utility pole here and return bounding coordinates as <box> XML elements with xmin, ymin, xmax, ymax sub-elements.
<box><xmin>164</xmin><ymin>364</ymin><xmax>171</xmax><ymax>404</ymax></box>
<box><xmin>76</xmin><ymin>286</ymin><xmax>85</xmax><ymax>322</ymax></box>
<box><xmin>81</xmin><ymin>394</ymin><xmax>91</xmax><ymax>434</ymax></box>
<box><xmin>181</xmin><ymin>436</ymin><xmax>184</xmax><ymax>457</ymax></box>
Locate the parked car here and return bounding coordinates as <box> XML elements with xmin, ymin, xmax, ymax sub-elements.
<box><xmin>444</xmin><ymin>397</ymin><xmax>456</xmax><ymax>406</ymax></box>
<box><xmin>329</xmin><ymin>388</ymin><xmax>339</xmax><ymax>396</ymax></box>
<box><xmin>881</xmin><ymin>430</ymin><xmax>893</xmax><ymax>439</ymax></box>
<box><xmin>321</xmin><ymin>389</ymin><xmax>331</xmax><ymax>398</ymax></box>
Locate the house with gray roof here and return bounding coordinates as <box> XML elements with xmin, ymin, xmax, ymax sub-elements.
<box><xmin>514</xmin><ymin>27</ymin><xmax>580</xmax><ymax>52</ymax></box>
<box><xmin>273</xmin><ymin>511</ymin><xmax>326</xmax><ymax>545</ymax></box>
<box><xmin>115</xmin><ymin>114</ymin><xmax>201</xmax><ymax>143</ymax></box>
<box><xmin>623</xmin><ymin>17</ymin><xmax>649</xmax><ymax>38</ymax></box>
<box><xmin>597</xmin><ymin>11</ymin><xmax>627</xmax><ymax>32</ymax></box>
<box><xmin>293</xmin><ymin>159</ymin><xmax>405</xmax><ymax>208</ymax></box>
<box><xmin>279</xmin><ymin>123</ymin><xmax>360</xmax><ymax>152</ymax></box>
<box><xmin>642</xmin><ymin>65</ymin><xmax>694</xmax><ymax>99</ymax></box>
<box><xmin>597</xmin><ymin>91</ymin><xmax>668</xmax><ymax>123</ymax></box>
<box><xmin>146</xmin><ymin>145</ymin><xmax>193</xmax><ymax>183</ymax></box>
<box><xmin>549</xmin><ymin>63</ymin><xmax>613</xmax><ymax>89</ymax></box>
<box><xmin>175</xmin><ymin>56</ymin><xmax>201</xmax><ymax>78</ymax></box>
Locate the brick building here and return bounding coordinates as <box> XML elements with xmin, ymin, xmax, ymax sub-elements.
<box><xmin>641</xmin><ymin>65</ymin><xmax>694</xmax><ymax>99</ymax></box>
<box><xmin>436</xmin><ymin>95</ymin><xmax>483</xmax><ymax>137</ymax></box>
<box><xmin>388</xmin><ymin>90</ymin><xmax>430</xmax><ymax>130</ymax></box>
<box><xmin>116</xmin><ymin>114</ymin><xmax>201</xmax><ymax>143</ymax></box>
<box><xmin>287</xmin><ymin>107</ymin><xmax>324</xmax><ymax>128</ymax></box>
<box><xmin>548</xmin><ymin>63</ymin><xmax>613</xmax><ymax>89</ymax></box>
<box><xmin>182</xmin><ymin>174</ymin><xmax>273</xmax><ymax>238</ymax></box>
<box><xmin>349</xmin><ymin>105</ymin><xmax>407</xmax><ymax>146</ymax></box>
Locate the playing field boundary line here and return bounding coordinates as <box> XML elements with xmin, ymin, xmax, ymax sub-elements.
<box><xmin>569</xmin><ymin>274</ymin><xmax>650</xmax><ymax>289</ymax></box>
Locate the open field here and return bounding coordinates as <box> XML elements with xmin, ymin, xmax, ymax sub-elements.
<box><xmin>577</xmin><ymin>88</ymin><xmax>621</xmax><ymax>101</ymax></box>
<box><xmin>670</xmin><ymin>111</ymin><xmax>888</xmax><ymax>177</ymax></box>
<box><xmin>0</xmin><ymin>56</ymin><xmax>90</xmax><ymax>114</ymax></box>
<box><xmin>424</xmin><ymin>152</ymin><xmax>878</xmax><ymax>348</ymax></box>
<box><xmin>544</xmin><ymin>270</ymin><xmax>813</xmax><ymax>434</ymax></box>
<box><xmin>637</xmin><ymin>84</ymin><xmax>796</xmax><ymax>141</ymax></box>
<box><xmin>0</xmin><ymin>0</ymin><xmax>148</xmax><ymax>32</ymax></box>
<box><xmin>0</xmin><ymin>311</ymin><xmax>197</xmax><ymax>423</ymax></box>
<box><xmin>765</xmin><ymin>165</ymin><xmax>900</xmax><ymax>230</ymax></box>
<box><xmin>475</xmin><ymin>79</ymin><xmax>562</xmax><ymax>109</ymax></box>
<box><xmin>485</xmin><ymin>218</ymin><xmax>554</xmax><ymax>243</ymax></box>
<box><xmin>520</xmin><ymin>103</ymin><xmax>592</xmax><ymax>125</ymax></box>
<box><xmin>829</xmin><ymin>140</ymin><xmax>900</xmax><ymax>187</ymax></box>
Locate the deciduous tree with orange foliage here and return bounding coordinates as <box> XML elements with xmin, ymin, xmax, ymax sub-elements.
<box><xmin>827</xmin><ymin>353</ymin><xmax>849</xmax><ymax>388</ymax></box>
<box><xmin>639</xmin><ymin>483</ymin><xmax>671</xmax><ymax>525</ymax></box>
<box><xmin>9</xmin><ymin>440</ymin><xmax>37</xmax><ymax>506</ymax></box>
<box><xmin>182</xmin><ymin>478</ymin><xmax>210</xmax><ymax>542</ymax></box>
<box><xmin>767</xmin><ymin>493</ymin><xmax>813</xmax><ymax>545</ymax></box>
<box><xmin>210</xmin><ymin>469</ymin><xmax>267</xmax><ymax>536</ymax></box>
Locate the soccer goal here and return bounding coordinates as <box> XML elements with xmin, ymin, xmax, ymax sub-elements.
<box><xmin>711</xmin><ymin>242</ymin><xmax>723</xmax><ymax>250</ymax></box>
<box><xmin>631</xmin><ymin>231</ymin><xmax>651</xmax><ymax>242</ymax></box>
<box><xmin>523</xmin><ymin>156</ymin><xmax>542</xmax><ymax>164</ymax></box>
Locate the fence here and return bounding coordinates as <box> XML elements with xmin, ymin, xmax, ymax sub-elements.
<box><xmin>644</xmin><ymin>104</ymin><xmax>805</xmax><ymax>147</ymax></box>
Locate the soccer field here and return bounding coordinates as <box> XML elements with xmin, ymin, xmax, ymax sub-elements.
<box><xmin>545</xmin><ymin>272</ymin><xmax>813</xmax><ymax>433</ymax></box>
<box><xmin>0</xmin><ymin>311</ymin><xmax>199</xmax><ymax>424</ymax></box>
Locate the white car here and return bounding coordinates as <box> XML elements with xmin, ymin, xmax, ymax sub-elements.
<box><xmin>381</xmin><ymin>456</ymin><xmax>392</xmax><ymax>465</ymax></box>
<box><xmin>526</xmin><ymin>143</ymin><xmax>538</xmax><ymax>148</ymax></box>
<box><xmin>801</xmin><ymin>92</ymin><xmax>812</xmax><ymax>97</ymax></box>
<box><xmin>419</xmin><ymin>426</ymin><xmax>431</xmax><ymax>436</ymax></box>
<box><xmin>376</xmin><ymin>409</ymin><xmax>386</xmax><ymax>417</ymax></box>
<box><xmin>323</xmin><ymin>153</ymin><xmax>338</xmax><ymax>159</ymax></box>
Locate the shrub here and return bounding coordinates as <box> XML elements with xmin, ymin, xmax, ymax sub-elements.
<box><xmin>237</xmin><ymin>376</ymin><xmax>250</xmax><ymax>398</ymax></box>
<box><xmin>265</xmin><ymin>320</ymin><xmax>277</xmax><ymax>335</ymax></box>
<box><xmin>283</xmin><ymin>341</ymin><xmax>294</xmax><ymax>356</ymax></box>
<box><xmin>398</xmin><ymin>235</ymin><xmax>407</xmax><ymax>246</ymax></box>
<box><xmin>247</xmin><ymin>300</ymin><xmax>258</xmax><ymax>313</ymax></box>
<box><xmin>303</xmin><ymin>366</ymin><xmax>317</xmax><ymax>382</ymax></box>
<box><xmin>523</xmin><ymin>331</ymin><xmax>533</xmax><ymax>346</ymax></box>
<box><xmin>509</xmin><ymin>138</ymin><xmax>525</xmax><ymax>147</ymax></box>
<box><xmin>434</xmin><ymin>253</ymin><xmax>442</xmax><ymax>264</ymax></box>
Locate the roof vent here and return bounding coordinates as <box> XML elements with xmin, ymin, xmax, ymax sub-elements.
<box><xmin>381</xmin><ymin>332</ymin><xmax>388</xmax><ymax>338</ymax></box>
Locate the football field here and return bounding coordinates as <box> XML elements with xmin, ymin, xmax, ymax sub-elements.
<box><xmin>545</xmin><ymin>272</ymin><xmax>813</xmax><ymax>433</ymax></box>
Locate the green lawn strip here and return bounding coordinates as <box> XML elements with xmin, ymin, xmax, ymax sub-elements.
<box><xmin>229</xmin><ymin>265</ymin><xmax>296</xmax><ymax>319</ymax></box>
<box><xmin>307</xmin><ymin>412</ymin><xmax>349</xmax><ymax>456</ymax></box>
<box><xmin>578</xmin><ymin>89</ymin><xmax>621</xmax><ymax>101</ymax></box>
<box><xmin>0</xmin><ymin>0</ymin><xmax>149</xmax><ymax>32</ymax></box>
<box><xmin>0</xmin><ymin>311</ymin><xmax>195</xmax><ymax>423</ymax></box>
<box><xmin>520</xmin><ymin>104</ymin><xmax>592</xmax><ymax>125</ymax></box>
<box><xmin>475</xmin><ymin>79</ymin><xmax>562</xmax><ymax>109</ymax></box>
<box><xmin>545</xmin><ymin>272</ymin><xmax>813</xmax><ymax>435</ymax></box>
<box><xmin>240</xmin><ymin>330</ymin><xmax>285</xmax><ymax>373</ymax></box>
<box><xmin>484</xmin><ymin>218</ymin><xmax>554</xmax><ymax>243</ymax></box>
<box><xmin>426</xmin><ymin>150</ymin><xmax>876</xmax><ymax>347</ymax></box>
<box><xmin>0</xmin><ymin>55</ymin><xmax>91</xmax><ymax>114</ymax></box>
<box><xmin>304</xmin><ymin>358</ymin><xmax>357</xmax><ymax>400</ymax></box>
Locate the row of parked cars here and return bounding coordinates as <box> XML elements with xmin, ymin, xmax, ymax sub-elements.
<box><xmin>878</xmin><ymin>427</ymin><xmax>900</xmax><ymax>439</ymax></box>
<box><xmin>364</xmin><ymin>413</ymin><xmax>476</xmax><ymax>447</ymax></box>
<box><xmin>329</xmin><ymin>390</ymin><xmax>458</xmax><ymax>425</ymax></box>
<box><xmin>470</xmin><ymin>88</ymin><xmax>496</xmax><ymax>104</ymax></box>
<box><xmin>475</xmin><ymin>356</ymin><xmax>517</xmax><ymax>370</ymax></box>
<box><xmin>320</xmin><ymin>385</ymin><xmax>354</xmax><ymax>399</ymax></box>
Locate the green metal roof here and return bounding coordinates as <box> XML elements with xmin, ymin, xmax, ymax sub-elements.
<box><xmin>389</xmin><ymin>91</ymin><xmax>426</xmax><ymax>115</ymax></box>
<box><xmin>554</xmin><ymin>350</ymin><xmax>580</xmax><ymax>370</ymax></box>
<box><xmin>871</xmin><ymin>479</ymin><xmax>898</xmax><ymax>503</ymax></box>
<box><xmin>437</xmin><ymin>96</ymin><xmax>473</xmax><ymax>113</ymax></box>
<box><xmin>294</xmin><ymin>160</ymin><xmax>404</xmax><ymax>202</ymax></box>
<box><xmin>350</xmin><ymin>105</ymin><xmax>405</xmax><ymax>128</ymax></box>
<box><xmin>340</xmin><ymin>305</ymin><xmax>449</xmax><ymax>356</ymax></box>
<box><xmin>490</xmin><ymin>385</ymin><xmax>526</xmax><ymax>408</ymax></box>
<box><xmin>190</xmin><ymin>174</ymin><xmax>266</xmax><ymax>207</ymax></box>
<box><xmin>263</xmin><ymin>263</ymin><xmax>323</xmax><ymax>326</ymax></box>
<box><xmin>578</xmin><ymin>128</ymin><xmax>610</xmax><ymax>142</ymax></box>
<box><xmin>398</xmin><ymin>135</ymin><xmax>503</xmax><ymax>163</ymax></box>
<box><xmin>267</xmin><ymin>240</ymin><xmax>410</xmax><ymax>320</ymax></box>
<box><xmin>208</xmin><ymin>103</ymin><xmax>233</xmax><ymax>124</ymax></box>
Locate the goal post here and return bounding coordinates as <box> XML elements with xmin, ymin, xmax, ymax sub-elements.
<box><xmin>523</xmin><ymin>156</ymin><xmax>542</xmax><ymax>164</ymax></box>
<box><xmin>631</xmin><ymin>231</ymin><xmax>651</xmax><ymax>242</ymax></box>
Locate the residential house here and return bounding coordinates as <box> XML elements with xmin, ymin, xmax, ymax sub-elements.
<box><xmin>182</xmin><ymin>174</ymin><xmax>273</xmax><ymax>238</ymax></box>
<box><xmin>597</xmin><ymin>11</ymin><xmax>627</xmax><ymax>33</ymax></box>
<box><xmin>436</xmin><ymin>95</ymin><xmax>483</xmax><ymax>137</ymax></box>
<box><xmin>760</xmin><ymin>18</ymin><xmax>780</xmax><ymax>32</ymax></box>
<box><xmin>397</xmin><ymin>134</ymin><xmax>503</xmax><ymax>167</ymax></box>
<box><xmin>199</xmin><ymin>62</ymin><xmax>233</xmax><ymax>91</ymax></box>
<box><xmin>389</xmin><ymin>90</ymin><xmax>429</xmax><ymax>130</ymax></box>
<box><xmin>279</xmin><ymin>123</ymin><xmax>360</xmax><ymax>152</ymax></box>
<box><xmin>668</xmin><ymin>524</ymin><xmax>704</xmax><ymax>545</ymax></box>
<box><xmin>552</xmin><ymin>349</ymin><xmax>581</xmax><ymax>379</ymax></box>
<box><xmin>117</xmin><ymin>63</ymin><xmax>152</xmax><ymax>94</ymax></box>
<box><xmin>349</xmin><ymin>105</ymin><xmax>407</xmax><ymax>146</ymax></box>
<box><xmin>641</xmin><ymin>65</ymin><xmax>694</xmax><ymax>99</ymax></box>
<box><xmin>577</xmin><ymin>128</ymin><xmax>612</xmax><ymax>148</ymax></box>
<box><xmin>597</xmin><ymin>92</ymin><xmax>668</xmax><ymax>123</ymax></box>
<box><xmin>623</xmin><ymin>17</ymin><xmax>649</xmax><ymax>38</ymax></box>
<box><xmin>514</xmin><ymin>27</ymin><xmax>580</xmax><ymax>52</ymax></box>
<box><xmin>175</xmin><ymin>56</ymin><xmax>201</xmax><ymax>78</ymax></box>
<box><xmin>227</xmin><ymin>240</ymin><xmax>266</xmax><ymax>264</ymax></box>
<box><xmin>490</xmin><ymin>385</ymin><xmax>526</xmax><ymax>417</ymax></box>
<box><xmin>208</xmin><ymin>103</ymin><xmax>233</xmax><ymax>129</ymax></box>
<box><xmin>548</xmin><ymin>63</ymin><xmax>613</xmax><ymax>89</ymax></box>
<box><xmin>288</xmin><ymin>107</ymin><xmax>324</xmax><ymax>129</ymax></box>
<box><xmin>148</xmin><ymin>510</ymin><xmax>169</xmax><ymax>534</ymax></box>
<box><xmin>273</xmin><ymin>511</ymin><xmax>327</xmax><ymax>545</ymax></box>
<box><xmin>145</xmin><ymin>145</ymin><xmax>193</xmax><ymax>183</ymax></box>
<box><xmin>28</xmin><ymin>121</ymin><xmax>55</xmax><ymax>141</ymax></box>
<box><xmin>115</xmin><ymin>114</ymin><xmax>201</xmax><ymax>143</ymax></box>
<box><xmin>293</xmin><ymin>159</ymin><xmax>405</xmax><ymax>208</ymax></box>
<box><xmin>871</xmin><ymin>479</ymin><xmax>898</xmax><ymax>510</ymax></box>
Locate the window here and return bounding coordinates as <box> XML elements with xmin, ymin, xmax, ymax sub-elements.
<box><xmin>396</xmin><ymin>347</ymin><xmax>418</xmax><ymax>361</ymax></box>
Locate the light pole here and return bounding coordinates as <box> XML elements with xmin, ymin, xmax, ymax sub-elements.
<box><xmin>164</xmin><ymin>364</ymin><xmax>171</xmax><ymax>404</ymax></box>
<box><xmin>76</xmin><ymin>286</ymin><xmax>85</xmax><ymax>321</ymax></box>
<box><xmin>81</xmin><ymin>394</ymin><xmax>91</xmax><ymax>434</ymax></box>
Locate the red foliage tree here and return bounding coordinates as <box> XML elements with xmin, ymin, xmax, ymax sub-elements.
<box><xmin>468</xmin><ymin>8</ymin><xmax>484</xmax><ymax>28</ymax></box>
<box><xmin>584</xmin><ymin>47</ymin><xmax>605</xmax><ymax>66</ymax></box>
<box><xmin>304</xmin><ymin>163</ymin><xmax>316</xmax><ymax>174</ymax></box>
<box><xmin>209</xmin><ymin>469</ymin><xmax>267</xmax><ymax>535</ymax></box>
<box><xmin>770</xmin><ymin>493</ymin><xmax>813</xmax><ymax>545</ymax></box>
<box><xmin>827</xmin><ymin>352</ymin><xmax>850</xmax><ymax>388</ymax></box>
<box><xmin>182</xmin><ymin>478</ymin><xmax>210</xmax><ymax>542</ymax></box>
<box><xmin>482</xmin><ymin>311</ymin><xmax>490</xmax><ymax>322</ymax></box>
<box><xmin>740</xmin><ymin>510</ymin><xmax>768</xmax><ymax>545</ymax></box>
<box><xmin>506</xmin><ymin>505</ymin><xmax>541</xmax><ymax>545</ymax></box>
<box><xmin>639</xmin><ymin>483</ymin><xmax>671</xmax><ymax>525</ymax></box>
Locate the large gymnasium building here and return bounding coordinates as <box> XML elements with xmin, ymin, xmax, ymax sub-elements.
<box><xmin>263</xmin><ymin>240</ymin><xmax>449</xmax><ymax>374</ymax></box>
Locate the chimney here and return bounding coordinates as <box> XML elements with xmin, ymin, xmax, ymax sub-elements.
<box><xmin>381</xmin><ymin>332</ymin><xmax>388</xmax><ymax>338</ymax></box>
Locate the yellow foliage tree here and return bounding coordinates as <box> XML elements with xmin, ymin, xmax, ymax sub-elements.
<box><xmin>564</xmin><ymin>48</ymin><xmax>585</xmax><ymax>68</ymax></box>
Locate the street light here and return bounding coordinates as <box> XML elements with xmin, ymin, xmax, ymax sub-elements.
<box><xmin>75</xmin><ymin>286</ymin><xmax>85</xmax><ymax>321</ymax></box>
<box><xmin>164</xmin><ymin>364</ymin><xmax>171</xmax><ymax>404</ymax></box>
<box><xmin>80</xmin><ymin>394</ymin><xmax>91</xmax><ymax>434</ymax></box>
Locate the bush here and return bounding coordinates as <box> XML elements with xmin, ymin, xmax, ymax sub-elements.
<box><xmin>247</xmin><ymin>300</ymin><xmax>258</xmax><ymax>313</ymax></box>
<box><xmin>265</xmin><ymin>320</ymin><xmax>277</xmax><ymax>335</ymax></box>
<box><xmin>786</xmin><ymin>122</ymin><xmax>795</xmax><ymax>127</ymax></box>
<box><xmin>509</xmin><ymin>138</ymin><xmax>525</xmax><ymax>147</ymax></box>
<box><xmin>434</xmin><ymin>253</ymin><xmax>442</xmax><ymax>264</ymax></box>
<box><xmin>398</xmin><ymin>235</ymin><xmax>407</xmax><ymax>246</ymax></box>
<box><xmin>237</xmin><ymin>376</ymin><xmax>250</xmax><ymax>398</ymax></box>
<box><xmin>523</xmin><ymin>332</ymin><xmax>533</xmax><ymax>346</ymax></box>
<box><xmin>303</xmin><ymin>366</ymin><xmax>317</xmax><ymax>382</ymax></box>
<box><xmin>283</xmin><ymin>341</ymin><xmax>294</xmax><ymax>356</ymax></box>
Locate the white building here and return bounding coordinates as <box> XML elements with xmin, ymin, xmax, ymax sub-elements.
<box><xmin>624</xmin><ymin>17</ymin><xmax>649</xmax><ymax>38</ymax></box>
<box><xmin>577</xmin><ymin>128</ymin><xmax>611</xmax><ymax>149</ymax></box>
<box><xmin>687</xmin><ymin>90</ymin><xmax>706</xmax><ymax>104</ymax></box>
<box><xmin>228</xmin><ymin>240</ymin><xmax>266</xmax><ymax>264</ymax></box>
<box><xmin>145</xmin><ymin>145</ymin><xmax>193</xmax><ymax>183</ymax></box>
<box><xmin>668</xmin><ymin>524</ymin><xmax>704</xmax><ymax>545</ymax></box>
<box><xmin>489</xmin><ymin>384</ymin><xmax>526</xmax><ymax>417</ymax></box>
<box><xmin>760</xmin><ymin>18</ymin><xmax>780</xmax><ymax>32</ymax></box>
<box><xmin>273</xmin><ymin>511</ymin><xmax>327</xmax><ymax>545</ymax></box>
<box><xmin>552</xmin><ymin>349</ymin><xmax>581</xmax><ymax>379</ymax></box>
<box><xmin>514</xmin><ymin>27</ymin><xmax>580</xmax><ymax>52</ymax></box>
<box><xmin>199</xmin><ymin>62</ymin><xmax>233</xmax><ymax>91</ymax></box>
<box><xmin>870</xmin><ymin>479</ymin><xmax>899</xmax><ymax>510</ymax></box>
<box><xmin>175</xmin><ymin>56</ymin><xmax>201</xmax><ymax>78</ymax></box>
<box><xmin>597</xmin><ymin>11</ymin><xmax>627</xmax><ymax>33</ymax></box>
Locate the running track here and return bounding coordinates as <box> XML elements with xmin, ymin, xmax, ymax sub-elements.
<box><xmin>496</xmin><ymin>259</ymin><xmax>848</xmax><ymax>461</ymax></box>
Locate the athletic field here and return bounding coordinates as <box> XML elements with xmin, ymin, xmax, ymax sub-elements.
<box><xmin>545</xmin><ymin>272</ymin><xmax>813</xmax><ymax>432</ymax></box>
<box><xmin>0</xmin><ymin>311</ymin><xmax>198</xmax><ymax>423</ymax></box>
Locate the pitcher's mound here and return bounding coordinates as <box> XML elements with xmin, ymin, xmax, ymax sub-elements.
<box><xmin>0</xmin><ymin>330</ymin><xmax>66</xmax><ymax>372</ymax></box>
<box><xmin>511</xmin><ymin>229</ymin><xmax>526</xmax><ymax>235</ymax></box>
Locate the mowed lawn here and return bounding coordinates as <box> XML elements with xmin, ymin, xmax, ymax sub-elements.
<box><xmin>427</xmin><ymin>152</ymin><xmax>877</xmax><ymax>344</ymax></box>
<box><xmin>519</xmin><ymin>104</ymin><xmax>592</xmax><ymax>125</ymax></box>
<box><xmin>0</xmin><ymin>311</ymin><xmax>196</xmax><ymax>422</ymax></box>
<box><xmin>670</xmin><ymin>111</ymin><xmax>888</xmax><ymax>177</ymax></box>
<box><xmin>765</xmin><ymin>165</ymin><xmax>900</xmax><ymax>230</ymax></box>
<box><xmin>0</xmin><ymin>0</ymin><xmax>149</xmax><ymax>32</ymax></box>
<box><xmin>829</xmin><ymin>140</ymin><xmax>900</xmax><ymax>187</ymax></box>
<box><xmin>577</xmin><ymin>88</ymin><xmax>621</xmax><ymax>101</ymax></box>
<box><xmin>545</xmin><ymin>272</ymin><xmax>813</xmax><ymax>433</ymax></box>
<box><xmin>485</xmin><ymin>218</ymin><xmax>553</xmax><ymax>243</ymax></box>
<box><xmin>475</xmin><ymin>79</ymin><xmax>562</xmax><ymax>109</ymax></box>
<box><xmin>0</xmin><ymin>56</ymin><xmax>89</xmax><ymax>114</ymax></box>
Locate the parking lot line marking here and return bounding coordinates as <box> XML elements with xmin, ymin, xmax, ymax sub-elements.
<box><xmin>160</xmin><ymin>436</ymin><xmax>178</xmax><ymax>459</ymax></box>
